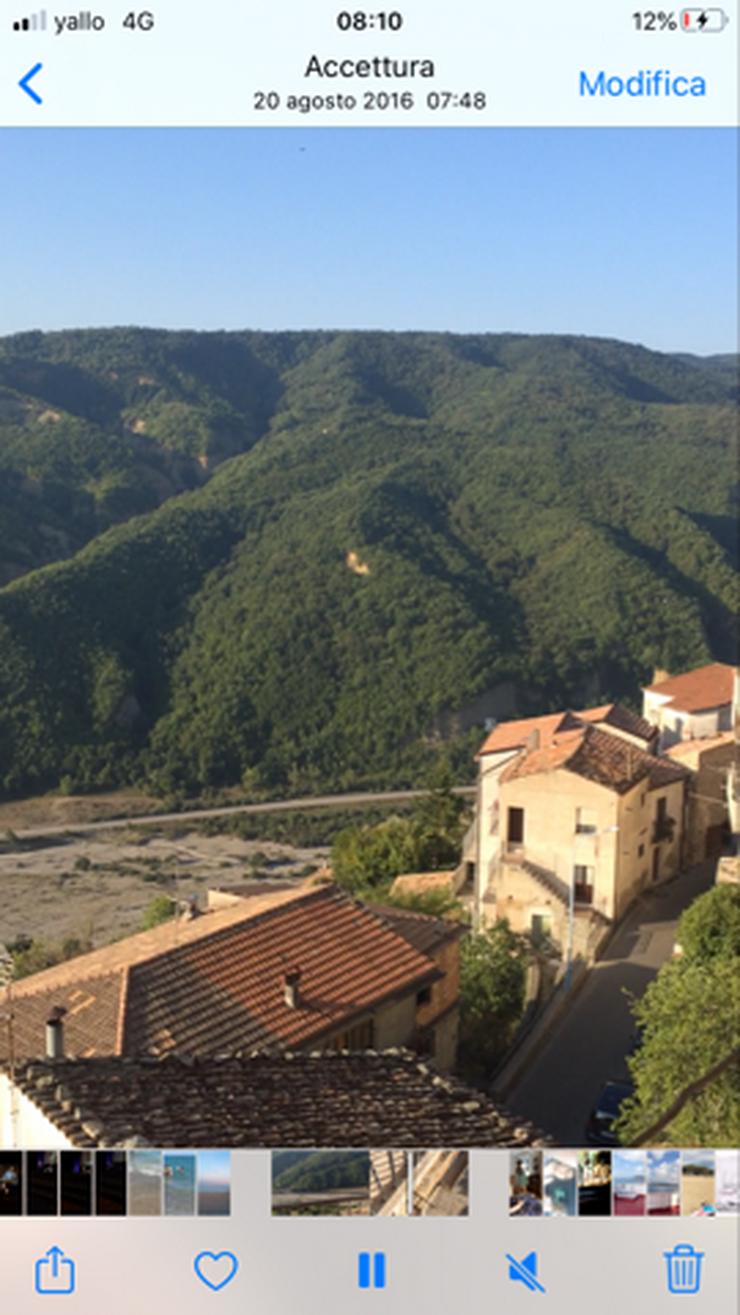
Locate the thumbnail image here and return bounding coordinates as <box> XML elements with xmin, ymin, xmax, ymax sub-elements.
<box><xmin>578</xmin><ymin>1152</ymin><xmax>612</xmax><ymax>1217</ymax></box>
<box><xmin>681</xmin><ymin>1151</ymin><xmax>715</xmax><ymax>1217</ymax></box>
<box><xmin>647</xmin><ymin>1150</ymin><xmax>680</xmax><ymax>1217</ymax></box>
<box><xmin>412</xmin><ymin>1151</ymin><xmax>469</xmax><ymax>1217</ymax></box>
<box><xmin>509</xmin><ymin>1151</ymin><xmax>542</xmax><ymax>1217</ymax></box>
<box><xmin>272</xmin><ymin>1151</ymin><xmax>370</xmax><ymax>1217</ymax></box>
<box><xmin>197</xmin><ymin>1151</ymin><xmax>231</xmax><ymax>1217</ymax></box>
<box><xmin>715</xmin><ymin>1151</ymin><xmax>740</xmax><ymax>1216</ymax></box>
<box><xmin>612</xmin><ymin>1151</ymin><xmax>647</xmax><ymax>1217</ymax></box>
<box><xmin>95</xmin><ymin>1151</ymin><xmax>127</xmax><ymax>1216</ymax></box>
<box><xmin>128</xmin><ymin>1151</ymin><xmax>163</xmax><ymax>1217</ymax></box>
<box><xmin>0</xmin><ymin>127</ymin><xmax>736</xmax><ymax>1153</ymax></box>
<box><xmin>0</xmin><ymin>1153</ymin><xmax>22</xmax><ymax>1216</ymax></box>
<box><xmin>164</xmin><ymin>1153</ymin><xmax>196</xmax><ymax>1216</ymax></box>
<box><xmin>369</xmin><ymin>1151</ymin><xmax>409</xmax><ymax>1216</ymax></box>
<box><xmin>25</xmin><ymin>1152</ymin><xmax>58</xmax><ymax>1216</ymax></box>
<box><xmin>60</xmin><ymin>1151</ymin><xmax>93</xmax><ymax>1216</ymax></box>
<box><xmin>543</xmin><ymin>1152</ymin><xmax>578</xmax><ymax>1217</ymax></box>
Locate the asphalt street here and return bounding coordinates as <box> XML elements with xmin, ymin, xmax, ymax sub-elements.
<box><xmin>505</xmin><ymin>862</ymin><xmax>716</xmax><ymax>1144</ymax></box>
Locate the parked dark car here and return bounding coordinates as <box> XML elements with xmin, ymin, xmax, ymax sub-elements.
<box><xmin>585</xmin><ymin>1080</ymin><xmax>633</xmax><ymax>1146</ymax></box>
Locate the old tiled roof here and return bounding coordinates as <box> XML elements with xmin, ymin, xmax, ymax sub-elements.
<box><xmin>501</xmin><ymin>724</ymin><xmax>688</xmax><ymax>795</ymax></box>
<box><xmin>371</xmin><ymin>906</ymin><xmax>463</xmax><ymax>957</ymax></box>
<box><xmin>477</xmin><ymin>703</ymin><xmax>655</xmax><ymax>756</ymax></box>
<box><xmin>477</xmin><ymin>712</ymin><xmax>567</xmax><ymax>755</ymax></box>
<box><xmin>643</xmin><ymin>662</ymin><xmax>736</xmax><ymax>712</ymax></box>
<box><xmin>0</xmin><ymin>886</ymin><xmax>441</xmax><ymax>1062</ymax></box>
<box><xmin>3</xmin><ymin>1051</ymin><xmax>547</xmax><ymax>1148</ymax></box>
<box><xmin>666</xmin><ymin>731</ymin><xmax>736</xmax><ymax>766</ymax></box>
<box><xmin>389</xmin><ymin>871</ymin><xmax>456</xmax><ymax>897</ymax></box>
<box><xmin>579</xmin><ymin>703</ymin><xmax>658</xmax><ymax>744</ymax></box>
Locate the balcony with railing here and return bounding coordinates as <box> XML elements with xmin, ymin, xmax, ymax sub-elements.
<box><xmin>651</xmin><ymin>815</ymin><xmax>676</xmax><ymax>845</ymax></box>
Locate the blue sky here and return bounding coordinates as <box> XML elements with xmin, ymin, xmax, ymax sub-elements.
<box><xmin>1</xmin><ymin>128</ymin><xmax>736</xmax><ymax>353</ymax></box>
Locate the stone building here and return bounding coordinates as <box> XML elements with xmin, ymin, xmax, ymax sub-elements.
<box><xmin>473</xmin><ymin>704</ymin><xmax>687</xmax><ymax>956</ymax></box>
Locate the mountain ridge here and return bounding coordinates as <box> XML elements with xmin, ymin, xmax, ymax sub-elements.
<box><xmin>0</xmin><ymin>327</ymin><xmax>736</xmax><ymax>801</ymax></box>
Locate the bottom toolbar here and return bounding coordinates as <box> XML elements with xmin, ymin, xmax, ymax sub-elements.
<box><xmin>1</xmin><ymin>1150</ymin><xmax>737</xmax><ymax>1314</ymax></box>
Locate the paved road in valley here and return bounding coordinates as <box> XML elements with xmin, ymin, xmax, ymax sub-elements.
<box><xmin>504</xmin><ymin>862</ymin><xmax>716</xmax><ymax>1144</ymax></box>
<box><xmin>10</xmin><ymin>786</ymin><xmax>476</xmax><ymax>840</ymax></box>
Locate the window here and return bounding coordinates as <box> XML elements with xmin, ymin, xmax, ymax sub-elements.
<box><xmin>638</xmin><ymin>843</ymin><xmax>645</xmax><ymax>858</ymax></box>
<box><xmin>416</xmin><ymin>986</ymin><xmax>432</xmax><ymax>1007</ymax></box>
<box><xmin>573</xmin><ymin>865</ymin><xmax>595</xmax><ymax>904</ymax></box>
<box><xmin>507</xmin><ymin>806</ymin><xmax>524</xmax><ymax>847</ymax></box>
<box><xmin>575</xmin><ymin>807</ymin><xmax>597</xmax><ymax>834</ymax></box>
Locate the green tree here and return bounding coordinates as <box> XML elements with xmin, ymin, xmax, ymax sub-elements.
<box><xmin>616</xmin><ymin>957</ymin><xmax>739</xmax><ymax>1147</ymax></box>
<box><xmin>331</xmin><ymin>815</ymin><xmax>423</xmax><ymax>894</ymax></box>
<box><xmin>141</xmin><ymin>895</ymin><xmax>177</xmax><ymax>930</ymax></box>
<box><xmin>458</xmin><ymin>920</ymin><xmax>528</xmax><ymax>1081</ymax></box>
<box><xmin>675</xmin><ymin>884</ymin><xmax>740</xmax><ymax>964</ymax></box>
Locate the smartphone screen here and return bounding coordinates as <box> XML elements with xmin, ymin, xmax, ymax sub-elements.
<box><xmin>0</xmin><ymin>2</ymin><xmax>737</xmax><ymax>1311</ymax></box>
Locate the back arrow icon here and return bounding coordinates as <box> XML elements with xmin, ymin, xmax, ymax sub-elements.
<box><xmin>19</xmin><ymin>63</ymin><xmax>43</xmax><ymax>104</ymax></box>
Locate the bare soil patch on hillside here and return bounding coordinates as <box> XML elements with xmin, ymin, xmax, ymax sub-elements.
<box><xmin>0</xmin><ymin>828</ymin><xmax>327</xmax><ymax>951</ymax></box>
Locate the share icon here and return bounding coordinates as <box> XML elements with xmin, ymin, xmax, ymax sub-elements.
<box><xmin>506</xmin><ymin>1251</ymin><xmax>546</xmax><ymax>1294</ymax></box>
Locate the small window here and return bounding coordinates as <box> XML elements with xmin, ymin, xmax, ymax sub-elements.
<box><xmin>507</xmin><ymin>806</ymin><xmax>525</xmax><ymax>846</ymax></box>
<box><xmin>638</xmin><ymin>843</ymin><xmax>645</xmax><ymax>858</ymax></box>
<box><xmin>416</xmin><ymin>987</ymin><xmax>432</xmax><ymax>1007</ymax></box>
<box><xmin>573</xmin><ymin>865</ymin><xmax>595</xmax><ymax>904</ymax></box>
<box><xmin>575</xmin><ymin>807</ymin><xmax>597</xmax><ymax>834</ymax></box>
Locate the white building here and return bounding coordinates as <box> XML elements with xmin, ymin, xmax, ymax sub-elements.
<box><xmin>641</xmin><ymin>662</ymin><xmax>736</xmax><ymax>749</ymax></box>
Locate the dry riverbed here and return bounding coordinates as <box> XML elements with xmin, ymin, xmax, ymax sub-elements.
<box><xmin>0</xmin><ymin>828</ymin><xmax>328</xmax><ymax>949</ymax></box>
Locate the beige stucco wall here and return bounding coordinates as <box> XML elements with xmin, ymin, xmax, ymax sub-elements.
<box><xmin>432</xmin><ymin>1007</ymin><xmax>459</xmax><ymax>1072</ymax></box>
<box><xmin>498</xmin><ymin>770</ymin><xmax>620</xmax><ymax>919</ymax></box>
<box><xmin>643</xmin><ymin>689</ymin><xmax>730</xmax><ymax>748</ymax></box>
<box><xmin>475</xmin><ymin>750</ymin><xmax>518</xmax><ymax>924</ymax></box>
<box><xmin>476</xmin><ymin>760</ymin><xmax>686</xmax><ymax>941</ymax></box>
<box><xmin>0</xmin><ymin>1074</ymin><xmax>72</xmax><ymax>1149</ymax></box>
<box><xmin>372</xmin><ymin>994</ymin><xmax>419</xmax><ymax>1050</ymax></box>
<box><xmin>417</xmin><ymin>939</ymin><xmax>460</xmax><ymax>1031</ymax></box>
<box><xmin>682</xmin><ymin>741</ymin><xmax>735</xmax><ymax>865</ymax></box>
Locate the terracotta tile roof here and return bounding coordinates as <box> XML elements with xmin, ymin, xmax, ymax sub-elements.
<box><xmin>0</xmin><ymin>887</ymin><xmax>441</xmax><ymax>1062</ymax></box>
<box><xmin>500</xmin><ymin>724</ymin><xmax>689</xmax><ymax>795</ymax></box>
<box><xmin>477</xmin><ymin>712</ymin><xmax>567</xmax><ymax>755</ymax></box>
<box><xmin>643</xmin><ymin>662</ymin><xmax>736</xmax><ymax>713</ymax></box>
<box><xmin>579</xmin><ymin>703</ymin><xmax>658</xmax><ymax>743</ymax></box>
<box><xmin>666</xmin><ymin>731</ymin><xmax>736</xmax><ymax>764</ymax></box>
<box><xmin>0</xmin><ymin>972</ymin><xmax>126</xmax><ymax>1062</ymax></box>
<box><xmin>477</xmin><ymin>703</ymin><xmax>655</xmax><ymax>756</ymax></box>
<box><xmin>370</xmin><ymin>906</ymin><xmax>463</xmax><ymax>957</ymax></box>
<box><xmin>3</xmin><ymin>1052</ymin><xmax>547</xmax><ymax>1148</ymax></box>
<box><xmin>389</xmin><ymin>871</ymin><xmax>456</xmax><ymax>896</ymax></box>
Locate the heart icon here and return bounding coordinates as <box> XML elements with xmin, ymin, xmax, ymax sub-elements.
<box><xmin>194</xmin><ymin>1251</ymin><xmax>239</xmax><ymax>1292</ymax></box>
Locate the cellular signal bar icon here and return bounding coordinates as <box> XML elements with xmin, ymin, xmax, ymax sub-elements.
<box><xmin>13</xmin><ymin>9</ymin><xmax>47</xmax><ymax>30</ymax></box>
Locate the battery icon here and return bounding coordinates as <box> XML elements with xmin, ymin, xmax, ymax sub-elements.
<box><xmin>680</xmin><ymin>8</ymin><xmax>730</xmax><ymax>29</ymax></box>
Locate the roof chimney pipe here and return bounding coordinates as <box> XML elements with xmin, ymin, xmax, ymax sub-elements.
<box><xmin>45</xmin><ymin>1006</ymin><xmax>67</xmax><ymax>1060</ymax></box>
<box><xmin>283</xmin><ymin>968</ymin><xmax>302</xmax><ymax>1009</ymax></box>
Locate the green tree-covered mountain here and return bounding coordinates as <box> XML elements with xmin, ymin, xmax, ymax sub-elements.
<box><xmin>0</xmin><ymin>328</ymin><xmax>736</xmax><ymax>800</ymax></box>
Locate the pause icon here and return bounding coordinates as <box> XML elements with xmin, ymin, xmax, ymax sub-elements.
<box><xmin>13</xmin><ymin>9</ymin><xmax>47</xmax><ymax>29</ymax></box>
<box><xmin>358</xmin><ymin>1252</ymin><xmax>387</xmax><ymax>1290</ymax></box>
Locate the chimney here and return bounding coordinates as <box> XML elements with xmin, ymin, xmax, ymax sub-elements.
<box><xmin>283</xmin><ymin>968</ymin><xmax>302</xmax><ymax>1009</ymax></box>
<box><xmin>45</xmin><ymin>1006</ymin><xmax>67</xmax><ymax>1060</ymax></box>
<box><xmin>525</xmin><ymin>729</ymin><xmax>540</xmax><ymax>751</ymax></box>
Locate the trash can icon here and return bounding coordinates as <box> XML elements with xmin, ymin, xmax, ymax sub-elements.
<box><xmin>664</xmin><ymin>1243</ymin><xmax>704</xmax><ymax>1294</ymax></box>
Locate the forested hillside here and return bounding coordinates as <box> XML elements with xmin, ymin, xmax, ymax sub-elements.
<box><xmin>0</xmin><ymin>328</ymin><xmax>736</xmax><ymax>800</ymax></box>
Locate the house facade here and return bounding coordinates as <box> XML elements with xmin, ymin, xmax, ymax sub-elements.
<box><xmin>474</xmin><ymin>705</ymin><xmax>687</xmax><ymax>954</ymax></box>
<box><xmin>642</xmin><ymin>662</ymin><xmax>736</xmax><ymax>749</ymax></box>
<box><xmin>666</xmin><ymin>733</ymin><xmax>735</xmax><ymax>866</ymax></box>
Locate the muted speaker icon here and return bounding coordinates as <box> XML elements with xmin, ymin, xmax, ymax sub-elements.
<box><xmin>13</xmin><ymin>9</ymin><xmax>47</xmax><ymax>29</ymax></box>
